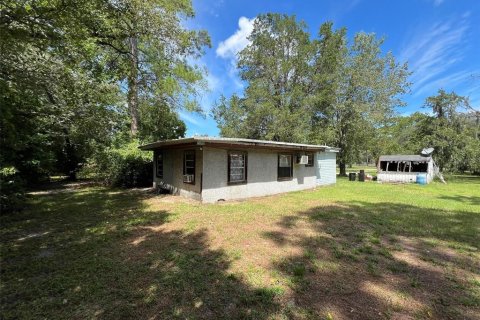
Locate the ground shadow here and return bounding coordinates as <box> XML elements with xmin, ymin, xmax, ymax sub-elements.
<box><xmin>1</xmin><ymin>183</ymin><xmax>279</xmax><ymax>319</ymax></box>
<box><xmin>263</xmin><ymin>201</ymin><xmax>480</xmax><ymax>319</ymax></box>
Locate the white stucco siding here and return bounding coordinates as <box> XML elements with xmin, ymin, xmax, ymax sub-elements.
<box><xmin>201</xmin><ymin>147</ymin><xmax>317</xmax><ymax>203</ymax></box>
<box><xmin>315</xmin><ymin>151</ymin><xmax>337</xmax><ymax>185</ymax></box>
<box><xmin>153</xmin><ymin>148</ymin><xmax>202</xmax><ymax>200</ymax></box>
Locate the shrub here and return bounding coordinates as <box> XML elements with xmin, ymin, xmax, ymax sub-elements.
<box><xmin>0</xmin><ymin>166</ymin><xmax>26</xmax><ymax>213</ymax></box>
<box><xmin>82</xmin><ymin>140</ymin><xmax>153</xmax><ymax>188</ymax></box>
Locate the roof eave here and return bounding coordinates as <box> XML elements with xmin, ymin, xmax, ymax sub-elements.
<box><xmin>139</xmin><ymin>137</ymin><xmax>341</xmax><ymax>152</ymax></box>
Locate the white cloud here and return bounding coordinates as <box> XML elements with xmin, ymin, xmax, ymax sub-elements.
<box><xmin>206</xmin><ymin>72</ymin><xmax>221</xmax><ymax>92</ymax></box>
<box><xmin>178</xmin><ymin>111</ymin><xmax>201</xmax><ymax>126</ymax></box>
<box><xmin>400</xmin><ymin>14</ymin><xmax>470</xmax><ymax>93</ymax></box>
<box><xmin>216</xmin><ymin>17</ymin><xmax>255</xmax><ymax>59</ymax></box>
<box><xmin>433</xmin><ymin>0</ymin><xmax>444</xmax><ymax>6</ymax></box>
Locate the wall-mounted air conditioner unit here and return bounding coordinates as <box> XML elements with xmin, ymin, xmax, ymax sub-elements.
<box><xmin>183</xmin><ymin>174</ymin><xmax>194</xmax><ymax>183</ymax></box>
<box><xmin>299</xmin><ymin>155</ymin><xmax>309</xmax><ymax>165</ymax></box>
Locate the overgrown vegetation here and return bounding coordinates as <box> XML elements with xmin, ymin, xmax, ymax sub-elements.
<box><xmin>1</xmin><ymin>178</ymin><xmax>478</xmax><ymax>319</ymax></box>
<box><xmin>0</xmin><ymin>0</ymin><xmax>209</xmax><ymax>211</ymax></box>
<box><xmin>82</xmin><ymin>140</ymin><xmax>152</xmax><ymax>187</ymax></box>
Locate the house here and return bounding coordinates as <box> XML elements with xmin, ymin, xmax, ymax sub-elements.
<box><xmin>139</xmin><ymin>137</ymin><xmax>339</xmax><ymax>203</ymax></box>
<box><xmin>377</xmin><ymin>154</ymin><xmax>434</xmax><ymax>184</ymax></box>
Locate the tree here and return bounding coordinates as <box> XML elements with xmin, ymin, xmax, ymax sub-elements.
<box><xmin>213</xmin><ymin>17</ymin><xmax>410</xmax><ymax>176</ymax></box>
<box><xmin>371</xmin><ymin>113</ymin><xmax>431</xmax><ymax>161</ymax></box>
<box><xmin>423</xmin><ymin>89</ymin><xmax>473</xmax><ymax>171</ymax></box>
<box><xmin>313</xmin><ymin>25</ymin><xmax>410</xmax><ymax>175</ymax></box>
<box><xmin>138</xmin><ymin>98</ymin><xmax>187</xmax><ymax>142</ymax></box>
<box><xmin>1</xmin><ymin>0</ymin><xmax>208</xmax><ymax>191</ymax></box>
<box><xmin>90</xmin><ymin>0</ymin><xmax>210</xmax><ymax>136</ymax></box>
<box><xmin>1</xmin><ymin>0</ymin><xmax>123</xmax><ymax>181</ymax></box>
<box><xmin>214</xmin><ymin>14</ymin><xmax>315</xmax><ymax>142</ymax></box>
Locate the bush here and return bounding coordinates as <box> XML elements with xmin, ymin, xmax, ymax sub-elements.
<box><xmin>82</xmin><ymin>140</ymin><xmax>153</xmax><ymax>188</ymax></box>
<box><xmin>0</xmin><ymin>166</ymin><xmax>26</xmax><ymax>213</ymax></box>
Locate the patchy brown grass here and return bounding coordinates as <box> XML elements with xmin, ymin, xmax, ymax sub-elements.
<box><xmin>1</xmin><ymin>177</ymin><xmax>479</xmax><ymax>319</ymax></box>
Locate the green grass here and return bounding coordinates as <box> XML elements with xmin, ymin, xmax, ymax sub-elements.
<box><xmin>1</xmin><ymin>176</ymin><xmax>479</xmax><ymax>319</ymax></box>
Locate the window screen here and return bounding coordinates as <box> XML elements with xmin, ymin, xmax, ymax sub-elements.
<box><xmin>228</xmin><ymin>152</ymin><xmax>247</xmax><ymax>183</ymax></box>
<box><xmin>156</xmin><ymin>153</ymin><xmax>163</xmax><ymax>178</ymax></box>
<box><xmin>278</xmin><ymin>154</ymin><xmax>293</xmax><ymax>180</ymax></box>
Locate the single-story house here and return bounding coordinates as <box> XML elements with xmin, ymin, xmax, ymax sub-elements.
<box><xmin>139</xmin><ymin>137</ymin><xmax>339</xmax><ymax>203</ymax></box>
<box><xmin>377</xmin><ymin>154</ymin><xmax>434</xmax><ymax>184</ymax></box>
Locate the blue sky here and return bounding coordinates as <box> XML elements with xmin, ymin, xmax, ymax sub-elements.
<box><xmin>180</xmin><ymin>0</ymin><xmax>480</xmax><ymax>137</ymax></box>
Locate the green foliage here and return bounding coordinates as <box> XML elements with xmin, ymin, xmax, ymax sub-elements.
<box><xmin>422</xmin><ymin>90</ymin><xmax>473</xmax><ymax>172</ymax></box>
<box><xmin>83</xmin><ymin>141</ymin><xmax>152</xmax><ymax>188</ymax></box>
<box><xmin>213</xmin><ymin>16</ymin><xmax>410</xmax><ymax>175</ymax></box>
<box><xmin>312</xmin><ymin>25</ymin><xmax>410</xmax><ymax>175</ymax></box>
<box><xmin>0</xmin><ymin>166</ymin><xmax>26</xmax><ymax>212</ymax></box>
<box><xmin>138</xmin><ymin>98</ymin><xmax>186</xmax><ymax>142</ymax></box>
<box><xmin>0</xmin><ymin>0</ymin><xmax>208</xmax><ymax>206</ymax></box>
<box><xmin>215</xmin><ymin>14</ymin><xmax>314</xmax><ymax>142</ymax></box>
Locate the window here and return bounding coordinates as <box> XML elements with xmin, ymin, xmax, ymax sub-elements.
<box><xmin>379</xmin><ymin>161</ymin><xmax>388</xmax><ymax>171</ymax></box>
<box><xmin>228</xmin><ymin>151</ymin><xmax>247</xmax><ymax>184</ymax></box>
<box><xmin>156</xmin><ymin>152</ymin><xmax>163</xmax><ymax>178</ymax></box>
<box><xmin>305</xmin><ymin>153</ymin><xmax>314</xmax><ymax>167</ymax></box>
<box><xmin>183</xmin><ymin>150</ymin><xmax>195</xmax><ymax>184</ymax></box>
<box><xmin>411</xmin><ymin>162</ymin><xmax>428</xmax><ymax>173</ymax></box>
<box><xmin>387</xmin><ymin>161</ymin><xmax>399</xmax><ymax>172</ymax></box>
<box><xmin>278</xmin><ymin>154</ymin><xmax>293</xmax><ymax>180</ymax></box>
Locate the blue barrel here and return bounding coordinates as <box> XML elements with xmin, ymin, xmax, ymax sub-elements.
<box><xmin>416</xmin><ymin>173</ymin><xmax>427</xmax><ymax>185</ymax></box>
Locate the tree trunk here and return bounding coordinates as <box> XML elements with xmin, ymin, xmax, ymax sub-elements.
<box><xmin>128</xmin><ymin>35</ymin><xmax>139</xmax><ymax>136</ymax></box>
<box><xmin>339</xmin><ymin>161</ymin><xmax>347</xmax><ymax>176</ymax></box>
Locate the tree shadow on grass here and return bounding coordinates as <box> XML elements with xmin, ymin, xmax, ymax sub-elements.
<box><xmin>263</xmin><ymin>201</ymin><xmax>480</xmax><ymax>319</ymax></box>
<box><xmin>436</xmin><ymin>195</ymin><xmax>480</xmax><ymax>206</ymax></box>
<box><xmin>1</xmin><ymin>184</ymin><xmax>280</xmax><ymax>319</ymax></box>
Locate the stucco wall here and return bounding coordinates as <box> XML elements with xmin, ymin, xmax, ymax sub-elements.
<box><xmin>201</xmin><ymin>147</ymin><xmax>318</xmax><ymax>203</ymax></box>
<box><xmin>315</xmin><ymin>151</ymin><xmax>337</xmax><ymax>185</ymax></box>
<box><xmin>153</xmin><ymin>147</ymin><xmax>202</xmax><ymax>200</ymax></box>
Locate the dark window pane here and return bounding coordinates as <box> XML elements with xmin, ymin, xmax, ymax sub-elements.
<box><xmin>278</xmin><ymin>154</ymin><xmax>292</xmax><ymax>179</ymax></box>
<box><xmin>306</xmin><ymin>153</ymin><xmax>314</xmax><ymax>167</ymax></box>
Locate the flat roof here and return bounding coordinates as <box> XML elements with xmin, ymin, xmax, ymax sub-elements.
<box><xmin>379</xmin><ymin>155</ymin><xmax>432</xmax><ymax>162</ymax></box>
<box><xmin>139</xmin><ymin>137</ymin><xmax>340</xmax><ymax>152</ymax></box>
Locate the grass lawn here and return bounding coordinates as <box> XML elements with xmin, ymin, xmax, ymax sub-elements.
<box><xmin>1</xmin><ymin>177</ymin><xmax>479</xmax><ymax>319</ymax></box>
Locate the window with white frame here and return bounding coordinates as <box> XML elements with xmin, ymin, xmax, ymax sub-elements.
<box><xmin>228</xmin><ymin>151</ymin><xmax>247</xmax><ymax>184</ymax></box>
<box><xmin>183</xmin><ymin>150</ymin><xmax>195</xmax><ymax>184</ymax></box>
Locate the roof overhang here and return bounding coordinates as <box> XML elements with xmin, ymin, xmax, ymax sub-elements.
<box><xmin>378</xmin><ymin>155</ymin><xmax>432</xmax><ymax>162</ymax></box>
<box><xmin>139</xmin><ymin>137</ymin><xmax>340</xmax><ymax>152</ymax></box>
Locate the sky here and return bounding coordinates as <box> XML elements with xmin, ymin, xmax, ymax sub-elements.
<box><xmin>179</xmin><ymin>0</ymin><xmax>480</xmax><ymax>137</ymax></box>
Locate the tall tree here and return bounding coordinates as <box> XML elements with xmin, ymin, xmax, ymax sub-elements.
<box><xmin>312</xmin><ymin>25</ymin><xmax>410</xmax><ymax>175</ymax></box>
<box><xmin>214</xmin><ymin>14</ymin><xmax>315</xmax><ymax>142</ymax></box>
<box><xmin>91</xmin><ymin>0</ymin><xmax>210</xmax><ymax>136</ymax></box>
<box><xmin>423</xmin><ymin>89</ymin><xmax>472</xmax><ymax>171</ymax></box>
<box><xmin>1</xmin><ymin>0</ymin><xmax>209</xmax><ymax>183</ymax></box>
<box><xmin>213</xmin><ymin>17</ymin><xmax>409</xmax><ymax>176</ymax></box>
<box><xmin>1</xmin><ymin>0</ymin><xmax>123</xmax><ymax>180</ymax></box>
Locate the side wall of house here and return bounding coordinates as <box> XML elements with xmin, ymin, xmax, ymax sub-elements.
<box><xmin>315</xmin><ymin>151</ymin><xmax>337</xmax><ymax>185</ymax></box>
<box><xmin>153</xmin><ymin>147</ymin><xmax>203</xmax><ymax>201</ymax></box>
<box><xmin>201</xmin><ymin>147</ymin><xmax>317</xmax><ymax>203</ymax></box>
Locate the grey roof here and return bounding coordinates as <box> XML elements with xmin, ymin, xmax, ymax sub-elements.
<box><xmin>139</xmin><ymin>137</ymin><xmax>340</xmax><ymax>152</ymax></box>
<box><xmin>379</xmin><ymin>155</ymin><xmax>432</xmax><ymax>162</ymax></box>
